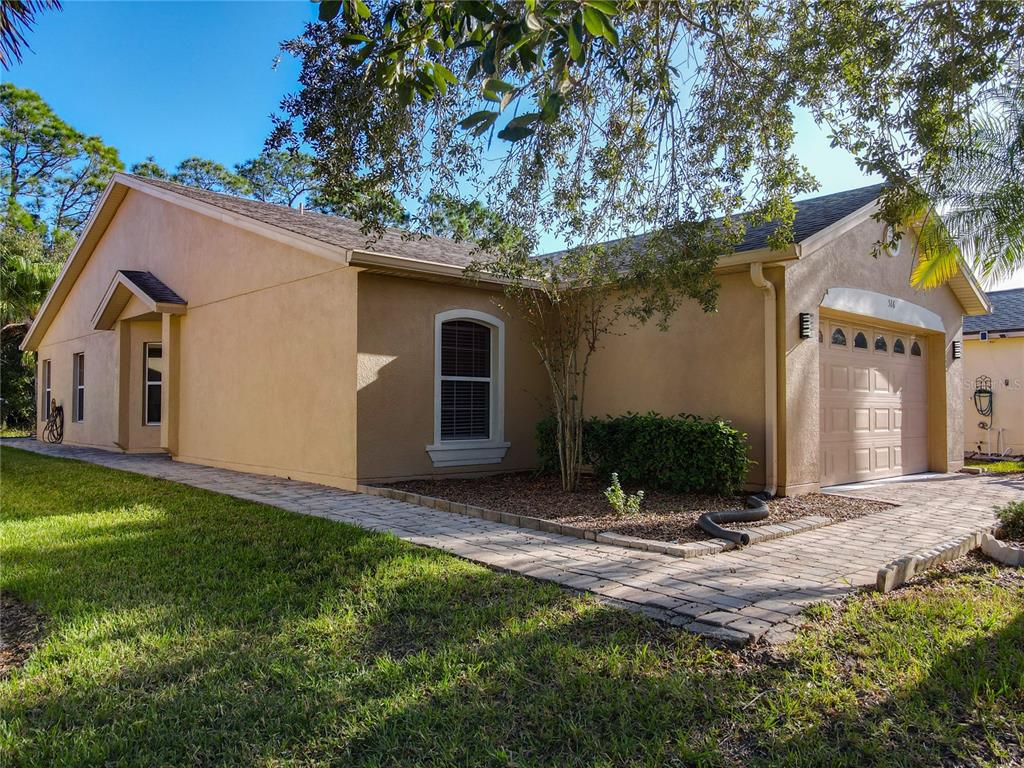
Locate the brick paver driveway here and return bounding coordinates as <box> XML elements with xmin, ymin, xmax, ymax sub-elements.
<box><xmin>5</xmin><ymin>439</ymin><xmax>1021</xmax><ymax>645</ymax></box>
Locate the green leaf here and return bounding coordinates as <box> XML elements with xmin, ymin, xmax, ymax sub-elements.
<box><xmin>426</xmin><ymin>38</ymin><xmax>445</xmax><ymax>54</ymax></box>
<box><xmin>317</xmin><ymin>0</ymin><xmax>341</xmax><ymax>22</ymax></box>
<box><xmin>506</xmin><ymin>112</ymin><xmax>542</xmax><ymax>129</ymax></box>
<box><xmin>339</xmin><ymin>33</ymin><xmax>371</xmax><ymax>46</ymax></box>
<box><xmin>583</xmin><ymin>0</ymin><xmax>619</xmax><ymax>15</ymax></box>
<box><xmin>397</xmin><ymin>81</ymin><xmax>414</xmax><ymax>108</ymax></box>
<box><xmin>540</xmin><ymin>92</ymin><xmax>564</xmax><ymax>121</ymax></box>
<box><xmin>351</xmin><ymin>0</ymin><xmax>371</xmax><ymax>20</ymax></box>
<box><xmin>582</xmin><ymin>7</ymin><xmax>604</xmax><ymax>36</ymax></box>
<box><xmin>462</xmin><ymin>1</ymin><xmax>494</xmax><ymax>22</ymax></box>
<box><xmin>567</xmin><ymin>14</ymin><xmax>584</xmax><ymax>63</ymax></box>
<box><xmin>525</xmin><ymin>12</ymin><xmax>544</xmax><ymax>32</ymax></box>
<box><xmin>470</xmin><ymin>112</ymin><xmax>500</xmax><ymax>137</ymax></box>
<box><xmin>432</xmin><ymin>63</ymin><xmax>458</xmax><ymax>85</ymax></box>
<box><xmin>497</xmin><ymin>124</ymin><xmax>535</xmax><ymax>141</ymax></box>
<box><xmin>582</xmin><ymin>6</ymin><xmax>619</xmax><ymax>46</ymax></box>
<box><xmin>482</xmin><ymin>77</ymin><xmax>515</xmax><ymax>94</ymax></box>
<box><xmin>458</xmin><ymin>110</ymin><xmax>500</xmax><ymax>133</ymax></box>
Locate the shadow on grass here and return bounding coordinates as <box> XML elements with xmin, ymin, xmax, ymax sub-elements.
<box><xmin>1</xmin><ymin>447</ymin><xmax>1021</xmax><ymax>767</ymax></box>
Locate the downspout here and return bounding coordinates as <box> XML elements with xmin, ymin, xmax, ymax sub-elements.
<box><xmin>749</xmin><ymin>263</ymin><xmax>778</xmax><ymax>497</ymax></box>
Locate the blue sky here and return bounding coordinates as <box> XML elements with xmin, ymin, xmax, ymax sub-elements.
<box><xmin>9</xmin><ymin>1</ymin><xmax>1021</xmax><ymax>289</ymax></box>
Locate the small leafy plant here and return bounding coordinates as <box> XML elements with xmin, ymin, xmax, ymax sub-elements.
<box><xmin>604</xmin><ymin>472</ymin><xmax>644</xmax><ymax>517</ymax></box>
<box><xmin>995</xmin><ymin>500</ymin><xmax>1024</xmax><ymax>540</ymax></box>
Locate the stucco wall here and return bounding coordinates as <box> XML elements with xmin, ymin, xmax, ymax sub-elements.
<box><xmin>355</xmin><ymin>272</ymin><xmax>549</xmax><ymax>482</ymax></box>
<box><xmin>963</xmin><ymin>337</ymin><xmax>1024</xmax><ymax>455</ymax></box>
<box><xmin>34</xmin><ymin>189</ymin><xmax>359</xmax><ymax>488</ymax></box>
<box><xmin>583</xmin><ymin>271</ymin><xmax>769</xmax><ymax>488</ymax></box>
<box><xmin>783</xmin><ymin>217</ymin><xmax>967</xmax><ymax>493</ymax></box>
<box><xmin>35</xmin><ymin>326</ymin><xmax>118</xmax><ymax>449</ymax></box>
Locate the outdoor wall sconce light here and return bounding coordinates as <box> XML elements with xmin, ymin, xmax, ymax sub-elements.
<box><xmin>799</xmin><ymin>312</ymin><xmax>813</xmax><ymax>339</ymax></box>
<box><xmin>952</xmin><ymin>340</ymin><xmax>962</xmax><ymax>360</ymax></box>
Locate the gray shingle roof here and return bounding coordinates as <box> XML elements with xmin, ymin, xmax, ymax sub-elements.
<box><xmin>541</xmin><ymin>183</ymin><xmax>886</xmax><ymax>263</ymax></box>
<box><xmin>963</xmin><ymin>288</ymin><xmax>1024</xmax><ymax>334</ymax></box>
<box><xmin>119</xmin><ymin>270</ymin><xmax>186</xmax><ymax>305</ymax></box>
<box><xmin>130</xmin><ymin>174</ymin><xmax>885</xmax><ymax>269</ymax></box>
<box><xmin>732</xmin><ymin>183</ymin><xmax>885</xmax><ymax>252</ymax></box>
<box><xmin>129</xmin><ymin>175</ymin><xmax>481</xmax><ymax>268</ymax></box>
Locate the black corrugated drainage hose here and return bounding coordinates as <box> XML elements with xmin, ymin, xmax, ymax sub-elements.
<box><xmin>697</xmin><ymin>495</ymin><xmax>771</xmax><ymax>546</ymax></box>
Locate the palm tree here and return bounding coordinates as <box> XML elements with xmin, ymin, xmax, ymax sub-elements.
<box><xmin>0</xmin><ymin>0</ymin><xmax>61</xmax><ymax>69</ymax></box>
<box><xmin>912</xmin><ymin>58</ymin><xmax>1024</xmax><ymax>289</ymax></box>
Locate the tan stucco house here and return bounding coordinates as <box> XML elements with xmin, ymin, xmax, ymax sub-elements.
<box><xmin>963</xmin><ymin>288</ymin><xmax>1024</xmax><ymax>457</ymax></box>
<box><xmin>22</xmin><ymin>174</ymin><xmax>990</xmax><ymax>495</ymax></box>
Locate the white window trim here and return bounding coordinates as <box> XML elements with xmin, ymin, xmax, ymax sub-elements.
<box><xmin>42</xmin><ymin>359</ymin><xmax>51</xmax><ymax>420</ymax></box>
<box><xmin>426</xmin><ymin>309</ymin><xmax>510</xmax><ymax>467</ymax></box>
<box><xmin>143</xmin><ymin>342</ymin><xmax>162</xmax><ymax>426</ymax></box>
<box><xmin>72</xmin><ymin>352</ymin><xmax>85</xmax><ymax>422</ymax></box>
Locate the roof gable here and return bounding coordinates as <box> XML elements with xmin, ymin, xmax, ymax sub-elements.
<box><xmin>92</xmin><ymin>270</ymin><xmax>187</xmax><ymax>331</ymax></box>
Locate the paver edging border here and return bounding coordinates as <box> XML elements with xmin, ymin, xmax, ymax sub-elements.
<box><xmin>359</xmin><ymin>484</ymin><xmax>835</xmax><ymax>559</ymax></box>
<box><xmin>875</xmin><ymin>526</ymin><xmax>998</xmax><ymax>593</ymax></box>
<box><xmin>980</xmin><ymin>532</ymin><xmax>1024</xmax><ymax>566</ymax></box>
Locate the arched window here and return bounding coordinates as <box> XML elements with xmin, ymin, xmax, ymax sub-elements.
<box><xmin>910</xmin><ymin>341</ymin><xmax>922</xmax><ymax>357</ymax></box>
<box><xmin>854</xmin><ymin>331</ymin><xmax>868</xmax><ymax>349</ymax></box>
<box><xmin>428</xmin><ymin>310</ymin><xmax>509</xmax><ymax>467</ymax></box>
<box><xmin>440</xmin><ymin>320</ymin><xmax>491</xmax><ymax>440</ymax></box>
<box><xmin>831</xmin><ymin>328</ymin><xmax>846</xmax><ymax>346</ymax></box>
<box><xmin>874</xmin><ymin>335</ymin><xmax>887</xmax><ymax>352</ymax></box>
<box><xmin>893</xmin><ymin>338</ymin><xmax>905</xmax><ymax>355</ymax></box>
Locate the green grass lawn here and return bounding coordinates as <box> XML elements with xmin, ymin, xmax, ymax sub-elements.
<box><xmin>967</xmin><ymin>459</ymin><xmax>1024</xmax><ymax>475</ymax></box>
<box><xmin>2</xmin><ymin>447</ymin><xmax>1022</xmax><ymax>767</ymax></box>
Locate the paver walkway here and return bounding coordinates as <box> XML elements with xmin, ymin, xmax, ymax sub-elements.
<box><xmin>4</xmin><ymin>439</ymin><xmax>1021</xmax><ymax>645</ymax></box>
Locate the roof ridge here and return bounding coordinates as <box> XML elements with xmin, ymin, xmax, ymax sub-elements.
<box><xmin>122</xmin><ymin>172</ymin><xmax>458</xmax><ymax>248</ymax></box>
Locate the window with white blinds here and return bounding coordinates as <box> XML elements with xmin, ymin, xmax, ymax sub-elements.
<box><xmin>439</xmin><ymin>320</ymin><xmax>491</xmax><ymax>440</ymax></box>
<box><xmin>427</xmin><ymin>309</ymin><xmax>508</xmax><ymax>467</ymax></box>
<box><xmin>72</xmin><ymin>352</ymin><xmax>85</xmax><ymax>422</ymax></box>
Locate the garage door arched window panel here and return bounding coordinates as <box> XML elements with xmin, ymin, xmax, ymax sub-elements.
<box><xmin>893</xmin><ymin>338</ymin><xmax>906</xmax><ymax>355</ymax></box>
<box><xmin>910</xmin><ymin>340</ymin><xmax>922</xmax><ymax>357</ymax></box>
<box><xmin>874</xmin><ymin>335</ymin><xmax>888</xmax><ymax>353</ymax></box>
<box><xmin>830</xmin><ymin>327</ymin><xmax>847</xmax><ymax>346</ymax></box>
<box><xmin>853</xmin><ymin>331</ymin><xmax>868</xmax><ymax>350</ymax></box>
<box><xmin>427</xmin><ymin>309</ymin><xmax>510</xmax><ymax>467</ymax></box>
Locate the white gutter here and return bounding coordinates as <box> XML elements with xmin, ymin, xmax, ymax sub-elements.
<box><xmin>749</xmin><ymin>262</ymin><xmax>778</xmax><ymax>497</ymax></box>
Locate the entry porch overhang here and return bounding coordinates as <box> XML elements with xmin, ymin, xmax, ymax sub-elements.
<box><xmin>92</xmin><ymin>270</ymin><xmax>187</xmax><ymax>330</ymax></box>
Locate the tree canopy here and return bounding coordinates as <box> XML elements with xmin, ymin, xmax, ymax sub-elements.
<box><xmin>2</xmin><ymin>83</ymin><xmax>123</xmax><ymax>258</ymax></box>
<box><xmin>275</xmin><ymin>0</ymin><xmax>1023</xmax><ymax>275</ymax></box>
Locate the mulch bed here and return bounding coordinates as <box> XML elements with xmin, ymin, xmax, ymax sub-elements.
<box><xmin>386</xmin><ymin>473</ymin><xmax>894</xmax><ymax>544</ymax></box>
<box><xmin>1</xmin><ymin>593</ymin><xmax>46</xmax><ymax>678</ymax></box>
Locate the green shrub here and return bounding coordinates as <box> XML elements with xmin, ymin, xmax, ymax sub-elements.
<box><xmin>535</xmin><ymin>412</ymin><xmax>753</xmax><ymax>494</ymax></box>
<box><xmin>996</xmin><ymin>500</ymin><xmax>1024</xmax><ymax>540</ymax></box>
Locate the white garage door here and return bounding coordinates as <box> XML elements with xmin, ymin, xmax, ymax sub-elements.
<box><xmin>819</xmin><ymin>318</ymin><xmax>929</xmax><ymax>486</ymax></box>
